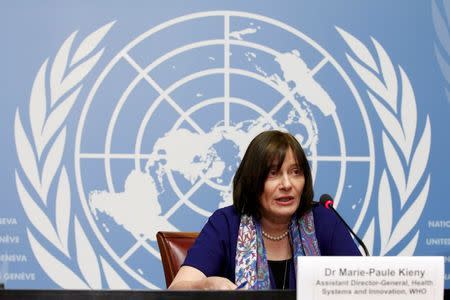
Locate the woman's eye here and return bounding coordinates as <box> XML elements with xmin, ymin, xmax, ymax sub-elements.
<box><xmin>268</xmin><ymin>169</ymin><xmax>277</xmax><ymax>177</ymax></box>
<box><xmin>292</xmin><ymin>168</ymin><xmax>301</xmax><ymax>175</ymax></box>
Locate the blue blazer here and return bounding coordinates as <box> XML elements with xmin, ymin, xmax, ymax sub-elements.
<box><xmin>183</xmin><ymin>204</ymin><xmax>361</xmax><ymax>289</ymax></box>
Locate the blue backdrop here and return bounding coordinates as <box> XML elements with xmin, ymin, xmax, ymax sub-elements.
<box><xmin>1</xmin><ymin>0</ymin><xmax>449</xmax><ymax>290</ymax></box>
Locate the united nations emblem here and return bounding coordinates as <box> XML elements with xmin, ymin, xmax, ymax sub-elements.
<box><xmin>15</xmin><ymin>11</ymin><xmax>430</xmax><ymax>289</ymax></box>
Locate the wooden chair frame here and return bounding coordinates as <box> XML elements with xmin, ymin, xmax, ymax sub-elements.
<box><xmin>156</xmin><ymin>231</ymin><xmax>199</xmax><ymax>287</ymax></box>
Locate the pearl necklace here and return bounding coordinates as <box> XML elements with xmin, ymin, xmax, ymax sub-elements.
<box><xmin>262</xmin><ymin>229</ymin><xmax>289</xmax><ymax>241</ymax></box>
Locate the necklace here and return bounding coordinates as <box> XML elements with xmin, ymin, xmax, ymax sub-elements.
<box><xmin>268</xmin><ymin>259</ymin><xmax>290</xmax><ymax>289</ymax></box>
<box><xmin>262</xmin><ymin>229</ymin><xmax>289</xmax><ymax>241</ymax></box>
<box><xmin>282</xmin><ymin>259</ymin><xmax>288</xmax><ymax>290</ymax></box>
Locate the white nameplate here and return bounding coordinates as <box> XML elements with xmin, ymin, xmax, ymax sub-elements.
<box><xmin>297</xmin><ymin>256</ymin><xmax>444</xmax><ymax>300</ymax></box>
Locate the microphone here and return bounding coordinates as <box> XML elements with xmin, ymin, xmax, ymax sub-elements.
<box><xmin>319</xmin><ymin>194</ymin><xmax>370</xmax><ymax>256</ymax></box>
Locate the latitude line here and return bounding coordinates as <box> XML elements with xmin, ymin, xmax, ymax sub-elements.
<box><xmin>123</xmin><ymin>53</ymin><xmax>205</xmax><ymax>134</ymax></box>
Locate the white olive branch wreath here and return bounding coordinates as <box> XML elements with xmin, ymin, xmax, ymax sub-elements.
<box><xmin>15</xmin><ymin>22</ymin><xmax>129</xmax><ymax>289</ymax></box>
<box><xmin>338</xmin><ymin>27</ymin><xmax>431</xmax><ymax>256</ymax></box>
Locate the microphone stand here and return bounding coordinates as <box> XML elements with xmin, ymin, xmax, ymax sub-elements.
<box><xmin>327</xmin><ymin>205</ymin><xmax>370</xmax><ymax>256</ymax></box>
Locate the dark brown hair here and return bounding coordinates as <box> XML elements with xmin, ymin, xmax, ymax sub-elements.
<box><xmin>233</xmin><ymin>130</ymin><xmax>314</xmax><ymax>219</ymax></box>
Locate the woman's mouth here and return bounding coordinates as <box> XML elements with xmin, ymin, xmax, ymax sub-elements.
<box><xmin>275</xmin><ymin>196</ymin><xmax>295</xmax><ymax>205</ymax></box>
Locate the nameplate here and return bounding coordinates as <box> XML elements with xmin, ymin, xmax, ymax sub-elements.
<box><xmin>297</xmin><ymin>256</ymin><xmax>444</xmax><ymax>300</ymax></box>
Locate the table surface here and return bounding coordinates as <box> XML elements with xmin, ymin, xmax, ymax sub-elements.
<box><xmin>0</xmin><ymin>289</ymin><xmax>448</xmax><ymax>299</ymax></box>
<box><xmin>0</xmin><ymin>289</ymin><xmax>295</xmax><ymax>300</ymax></box>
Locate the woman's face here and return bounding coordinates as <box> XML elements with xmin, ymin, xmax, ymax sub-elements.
<box><xmin>259</xmin><ymin>147</ymin><xmax>305</xmax><ymax>225</ymax></box>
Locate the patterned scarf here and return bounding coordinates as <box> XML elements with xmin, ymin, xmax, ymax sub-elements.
<box><xmin>235</xmin><ymin>210</ymin><xmax>320</xmax><ymax>289</ymax></box>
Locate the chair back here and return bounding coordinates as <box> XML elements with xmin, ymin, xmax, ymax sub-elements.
<box><xmin>156</xmin><ymin>231</ymin><xmax>199</xmax><ymax>287</ymax></box>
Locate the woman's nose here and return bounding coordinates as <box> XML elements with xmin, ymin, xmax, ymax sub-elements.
<box><xmin>280</xmin><ymin>173</ymin><xmax>292</xmax><ymax>189</ymax></box>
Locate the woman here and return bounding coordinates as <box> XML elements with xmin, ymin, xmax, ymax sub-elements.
<box><xmin>169</xmin><ymin>130</ymin><xmax>360</xmax><ymax>290</ymax></box>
